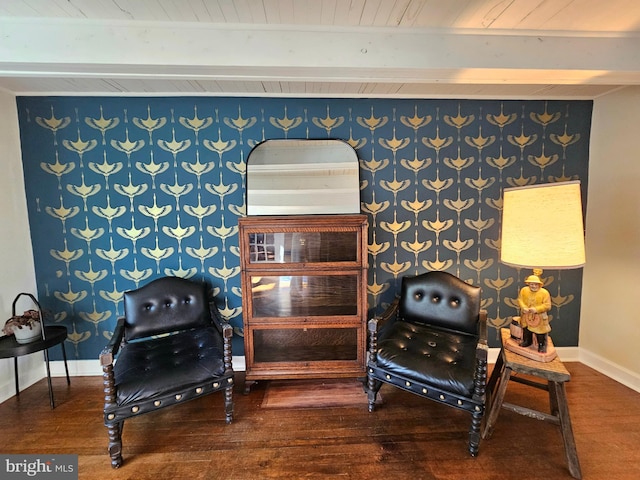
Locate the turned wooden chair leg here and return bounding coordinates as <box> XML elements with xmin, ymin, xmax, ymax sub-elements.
<box><xmin>469</xmin><ymin>408</ymin><xmax>484</xmax><ymax>457</ymax></box>
<box><xmin>366</xmin><ymin>374</ymin><xmax>381</xmax><ymax>412</ymax></box>
<box><xmin>107</xmin><ymin>421</ymin><xmax>124</xmax><ymax>469</ymax></box>
<box><xmin>225</xmin><ymin>385</ymin><xmax>234</xmax><ymax>424</ymax></box>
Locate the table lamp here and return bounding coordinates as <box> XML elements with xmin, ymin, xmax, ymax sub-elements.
<box><xmin>500</xmin><ymin>181</ymin><xmax>586</xmax><ymax>361</ymax></box>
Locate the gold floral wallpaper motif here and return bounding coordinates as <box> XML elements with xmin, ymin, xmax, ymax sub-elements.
<box><xmin>16</xmin><ymin>98</ymin><xmax>591</xmax><ymax>359</ymax></box>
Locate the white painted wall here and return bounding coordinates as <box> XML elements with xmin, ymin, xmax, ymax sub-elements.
<box><xmin>580</xmin><ymin>86</ymin><xmax>640</xmax><ymax>391</ymax></box>
<box><xmin>0</xmin><ymin>90</ymin><xmax>42</xmax><ymax>404</ymax></box>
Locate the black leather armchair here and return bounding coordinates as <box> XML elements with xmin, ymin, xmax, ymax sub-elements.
<box><xmin>99</xmin><ymin>276</ymin><xmax>234</xmax><ymax>468</ymax></box>
<box><xmin>367</xmin><ymin>271</ymin><xmax>488</xmax><ymax>456</ymax></box>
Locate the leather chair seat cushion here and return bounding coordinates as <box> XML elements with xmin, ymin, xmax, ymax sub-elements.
<box><xmin>114</xmin><ymin>327</ymin><xmax>226</xmax><ymax>406</ymax></box>
<box><xmin>376</xmin><ymin>321</ymin><xmax>478</xmax><ymax>397</ymax></box>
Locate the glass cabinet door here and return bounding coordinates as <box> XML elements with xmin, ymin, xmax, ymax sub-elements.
<box><xmin>252</xmin><ymin>327</ymin><xmax>359</xmax><ymax>363</ymax></box>
<box><xmin>250</xmin><ymin>273</ymin><xmax>358</xmax><ymax>318</ymax></box>
<box><xmin>246</xmin><ymin>230</ymin><xmax>358</xmax><ymax>264</ymax></box>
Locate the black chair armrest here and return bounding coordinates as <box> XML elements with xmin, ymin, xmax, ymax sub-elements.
<box><xmin>100</xmin><ymin>317</ymin><xmax>125</xmax><ymax>367</ymax></box>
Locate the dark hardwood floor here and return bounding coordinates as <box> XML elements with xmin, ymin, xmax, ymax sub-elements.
<box><xmin>1</xmin><ymin>363</ymin><xmax>639</xmax><ymax>480</ymax></box>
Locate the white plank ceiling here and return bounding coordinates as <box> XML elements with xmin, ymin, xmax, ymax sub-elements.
<box><xmin>1</xmin><ymin>0</ymin><xmax>640</xmax><ymax>98</ymax></box>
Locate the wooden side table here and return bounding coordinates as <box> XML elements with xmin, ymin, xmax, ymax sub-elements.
<box><xmin>482</xmin><ymin>328</ymin><xmax>581</xmax><ymax>479</ymax></box>
<box><xmin>0</xmin><ymin>325</ymin><xmax>70</xmax><ymax>408</ymax></box>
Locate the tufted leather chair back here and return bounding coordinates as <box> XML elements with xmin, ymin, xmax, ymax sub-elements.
<box><xmin>399</xmin><ymin>271</ymin><xmax>481</xmax><ymax>336</ymax></box>
<box><xmin>123</xmin><ymin>276</ymin><xmax>211</xmax><ymax>341</ymax></box>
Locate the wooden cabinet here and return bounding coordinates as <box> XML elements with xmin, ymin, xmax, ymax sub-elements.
<box><xmin>238</xmin><ymin>214</ymin><xmax>368</xmax><ymax>392</ymax></box>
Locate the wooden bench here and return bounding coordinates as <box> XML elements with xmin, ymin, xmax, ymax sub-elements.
<box><xmin>482</xmin><ymin>328</ymin><xmax>581</xmax><ymax>479</ymax></box>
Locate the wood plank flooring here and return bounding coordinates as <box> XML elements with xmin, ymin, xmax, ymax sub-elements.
<box><xmin>0</xmin><ymin>363</ymin><xmax>639</xmax><ymax>480</ymax></box>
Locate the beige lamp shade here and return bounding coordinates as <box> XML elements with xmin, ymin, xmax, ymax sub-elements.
<box><xmin>500</xmin><ymin>181</ymin><xmax>586</xmax><ymax>269</ymax></box>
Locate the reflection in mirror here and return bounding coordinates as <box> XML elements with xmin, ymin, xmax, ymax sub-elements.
<box><xmin>246</xmin><ymin>139</ymin><xmax>360</xmax><ymax>215</ymax></box>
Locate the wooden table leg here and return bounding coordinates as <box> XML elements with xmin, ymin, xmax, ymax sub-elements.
<box><xmin>548</xmin><ymin>378</ymin><xmax>559</xmax><ymax>416</ymax></box>
<box><xmin>482</xmin><ymin>363</ymin><xmax>511</xmax><ymax>440</ymax></box>
<box><xmin>552</xmin><ymin>381</ymin><xmax>582</xmax><ymax>479</ymax></box>
<box><xmin>484</xmin><ymin>349</ymin><xmax>504</xmax><ymax>418</ymax></box>
<box><xmin>487</xmin><ymin>351</ymin><xmax>504</xmax><ymax>394</ymax></box>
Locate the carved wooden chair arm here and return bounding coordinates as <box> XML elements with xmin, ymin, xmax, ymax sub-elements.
<box><xmin>476</xmin><ymin>310</ymin><xmax>489</xmax><ymax>363</ymax></box>
<box><xmin>221</xmin><ymin>319</ymin><xmax>233</xmax><ymax>373</ymax></box>
<box><xmin>367</xmin><ymin>297</ymin><xmax>399</xmax><ymax>358</ymax></box>
<box><xmin>99</xmin><ymin>317</ymin><xmax>125</xmax><ymax>367</ymax></box>
<box><xmin>472</xmin><ymin>309</ymin><xmax>489</xmax><ymax>403</ymax></box>
<box><xmin>370</xmin><ymin>297</ymin><xmax>400</xmax><ymax>330</ymax></box>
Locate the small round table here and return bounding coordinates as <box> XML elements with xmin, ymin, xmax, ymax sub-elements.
<box><xmin>0</xmin><ymin>325</ymin><xmax>70</xmax><ymax>408</ymax></box>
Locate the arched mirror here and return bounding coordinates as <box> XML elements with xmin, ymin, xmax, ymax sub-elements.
<box><xmin>246</xmin><ymin>139</ymin><xmax>360</xmax><ymax>215</ymax></box>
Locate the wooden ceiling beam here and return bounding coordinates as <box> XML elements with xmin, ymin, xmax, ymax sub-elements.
<box><xmin>2</xmin><ymin>18</ymin><xmax>640</xmax><ymax>88</ymax></box>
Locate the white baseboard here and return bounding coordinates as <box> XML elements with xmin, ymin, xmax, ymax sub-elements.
<box><xmin>0</xmin><ymin>355</ymin><xmax>46</xmax><ymax>405</ymax></box>
<box><xmin>3</xmin><ymin>349</ymin><xmax>636</xmax><ymax>406</ymax></box>
<box><xmin>45</xmin><ymin>349</ymin><xmax>581</xmax><ymax>377</ymax></box>
<box><xmin>579</xmin><ymin>348</ymin><xmax>640</xmax><ymax>393</ymax></box>
<box><xmin>19</xmin><ymin>348</ymin><xmax>591</xmax><ymax>378</ymax></box>
<box><xmin>0</xmin><ymin>364</ymin><xmax>44</xmax><ymax>403</ymax></box>
<box><xmin>0</xmin><ymin>356</ymin><xmax>247</xmax><ymax>405</ymax></box>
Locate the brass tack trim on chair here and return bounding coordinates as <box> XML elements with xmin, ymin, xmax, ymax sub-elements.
<box><xmin>100</xmin><ymin>276</ymin><xmax>236</xmax><ymax>469</ymax></box>
<box><xmin>364</xmin><ymin>271</ymin><xmax>487</xmax><ymax>458</ymax></box>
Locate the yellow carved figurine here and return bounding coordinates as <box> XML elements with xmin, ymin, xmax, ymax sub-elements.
<box><xmin>518</xmin><ymin>273</ymin><xmax>551</xmax><ymax>353</ymax></box>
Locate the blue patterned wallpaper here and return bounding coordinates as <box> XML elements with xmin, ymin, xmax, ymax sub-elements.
<box><xmin>15</xmin><ymin>97</ymin><xmax>592</xmax><ymax>360</ymax></box>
